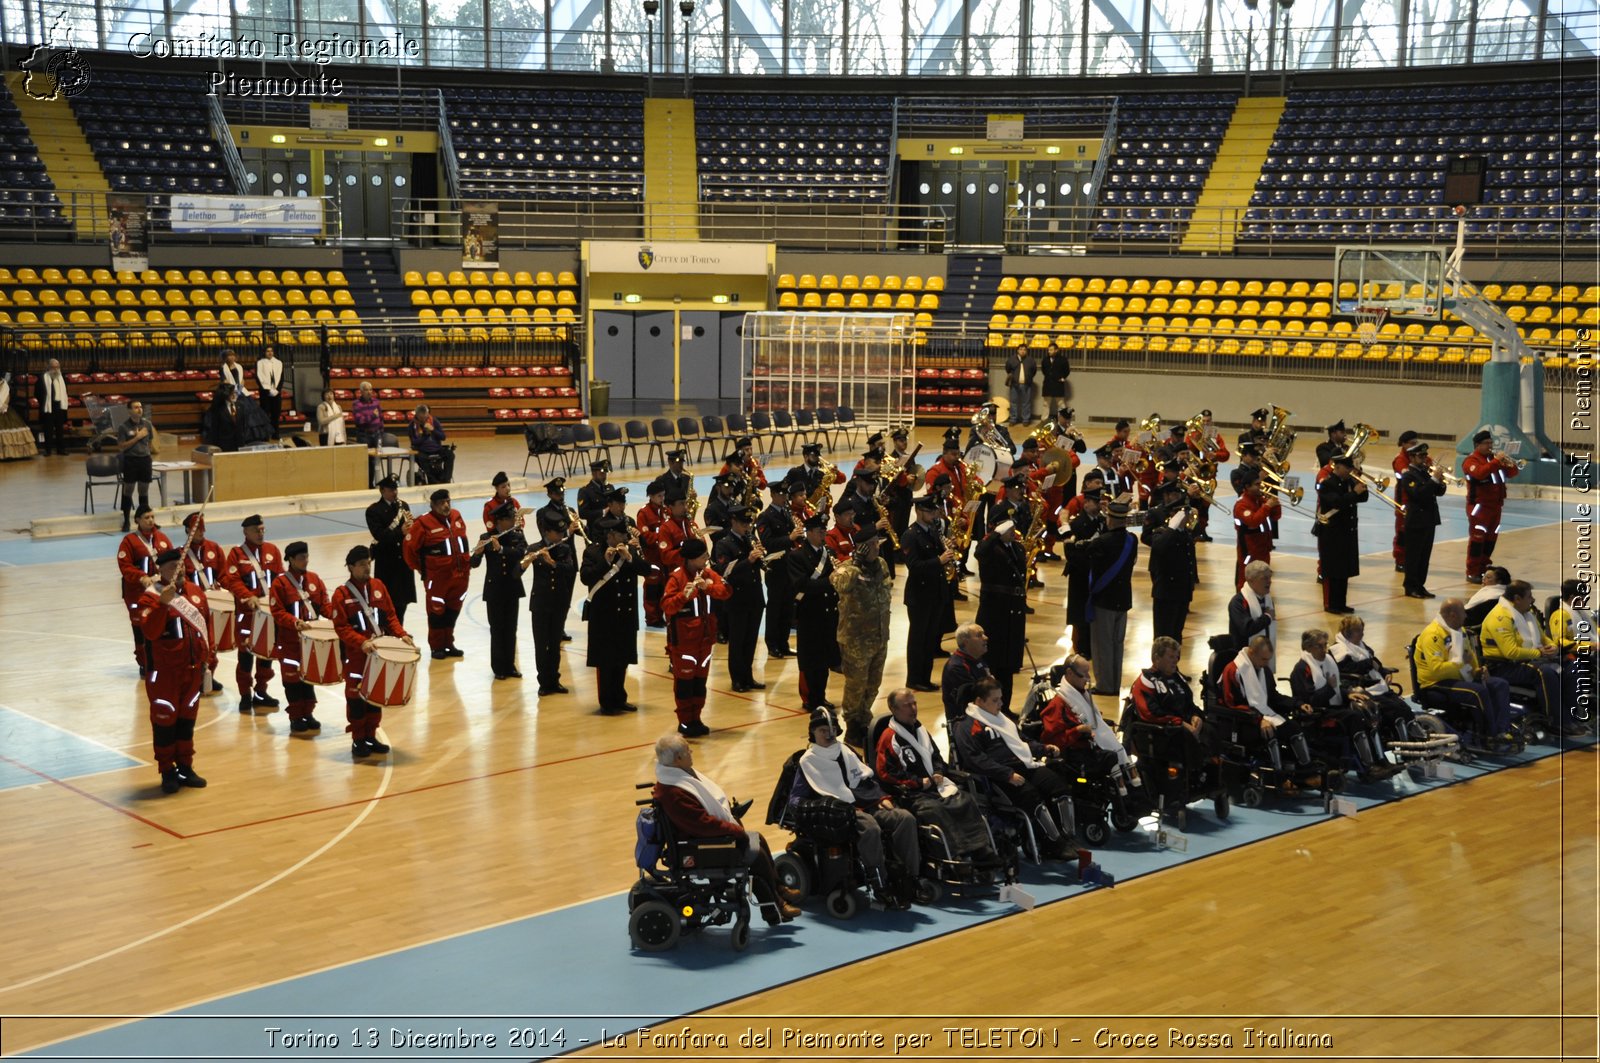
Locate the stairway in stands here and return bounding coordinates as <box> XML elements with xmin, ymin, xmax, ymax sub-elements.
<box><xmin>4</xmin><ymin>73</ymin><xmax>108</xmax><ymax>239</ymax></box>
<box><xmin>1179</xmin><ymin>95</ymin><xmax>1286</xmax><ymax>254</ymax></box>
<box><xmin>642</xmin><ymin>98</ymin><xmax>699</xmax><ymax>241</ymax></box>
<box><xmin>941</xmin><ymin>253</ymin><xmax>1005</xmax><ymax>332</ymax></box>
<box><xmin>342</xmin><ymin>248</ymin><xmax>408</xmax><ymax>324</ymax></box>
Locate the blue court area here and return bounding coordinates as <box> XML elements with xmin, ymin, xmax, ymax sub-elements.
<box><xmin>0</xmin><ymin>704</ymin><xmax>142</xmax><ymax>790</ymax></box>
<box><xmin>26</xmin><ymin>737</ymin><xmax>1592</xmax><ymax>1061</ymax></box>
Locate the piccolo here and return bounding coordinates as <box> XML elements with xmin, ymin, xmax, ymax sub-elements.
<box><xmin>519</xmin><ymin>532</ymin><xmax>574</xmax><ymax>568</ymax></box>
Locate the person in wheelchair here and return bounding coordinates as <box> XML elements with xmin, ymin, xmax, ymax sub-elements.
<box><xmin>1128</xmin><ymin>636</ymin><xmax>1207</xmax><ymax>767</ymax></box>
<box><xmin>408</xmin><ymin>404</ymin><xmax>456</xmax><ymax>484</ymax></box>
<box><xmin>653</xmin><ymin>734</ymin><xmax>801</xmax><ymax>924</ymax></box>
<box><xmin>873</xmin><ymin>688</ymin><xmax>1001</xmax><ymax>867</ymax></box>
<box><xmin>791</xmin><ymin>710</ymin><xmax>920</xmax><ymax>910</ymax></box>
<box><xmin>1037</xmin><ymin>655</ymin><xmax>1142</xmax><ymax>794</ymax></box>
<box><xmin>1215</xmin><ymin>634</ymin><xmax>1321</xmax><ymax>789</ymax></box>
<box><xmin>1549</xmin><ymin>579</ymin><xmax>1596</xmax><ymax>731</ymax></box>
<box><xmin>953</xmin><ymin>677</ymin><xmax>1077</xmax><ymax>858</ymax></box>
<box><xmin>1413</xmin><ymin>598</ymin><xmax>1516</xmax><ymax>749</ymax></box>
<box><xmin>1330</xmin><ymin>614</ymin><xmax>1418</xmax><ymax>741</ymax></box>
<box><xmin>1464</xmin><ymin>566</ymin><xmax>1512</xmax><ymax>628</ymax></box>
<box><xmin>1288</xmin><ymin>629</ymin><xmax>1401</xmax><ymax>781</ymax></box>
<box><xmin>1482</xmin><ymin>580</ymin><xmax>1584</xmax><ymax>737</ymax></box>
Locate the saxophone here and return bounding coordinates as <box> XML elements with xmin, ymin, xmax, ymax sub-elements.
<box><xmin>687</xmin><ymin>478</ymin><xmax>700</xmax><ymax>522</ymax></box>
<box><xmin>941</xmin><ymin>519</ymin><xmax>960</xmax><ymax>583</ymax></box>
<box><xmin>1023</xmin><ymin>487</ymin><xmax>1047</xmax><ymax>583</ymax></box>
<box><xmin>807</xmin><ymin>460</ymin><xmax>837</xmax><ymax>516</ymax></box>
<box><xmin>953</xmin><ymin>458</ymin><xmax>984</xmax><ymax>554</ymax></box>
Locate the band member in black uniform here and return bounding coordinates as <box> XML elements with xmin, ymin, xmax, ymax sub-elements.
<box><xmin>712</xmin><ymin>508</ymin><xmax>767</xmax><ymax>692</ymax></box>
<box><xmin>535</xmin><ymin>477</ymin><xmax>579</xmax><ymax>535</ymax></box>
<box><xmin>1238</xmin><ymin>407</ymin><xmax>1270</xmax><ymax>455</ymax></box>
<box><xmin>842</xmin><ymin>467</ymin><xmax>879</xmax><ymax>522</ymax></box>
<box><xmin>787</xmin><ymin>441</ymin><xmax>841</xmax><ymax>498</ymax></box>
<box><xmin>575</xmin><ymin>460</ymin><xmax>611</xmax><ymax>531</ymax></box>
<box><xmin>757</xmin><ymin>478</ymin><xmax>807</xmax><ymax>658</ymax></box>
<box><xmin>364</xmin><ymin>475</ymin><xmax>417</xmax><ymax>623</ymax></box>
<box><xmin>884</xmin><ymin>427</ymin><xmax>918</xmax><ymax>566</ymax></box>
<box><xmin>789</xmin><ymin>513</ymin><xmax>841</xmax><ymax>711</ymax></box>
<box><xmin>1397</xmin><ymin>441</ymin><xmax>1448</xmax><ymax>599</ymax></box>
<box><xmin>1142</xmin><ymin>481</ymin><xmax>1200</xmax><ymax>643</ymax></box>
<box><xmin>662</xmin><ymin>448</ymin><xmax>693</xmax><ymax>499</ymax></box>
<box><xmin>580</xmin><ymin>516</ymin><xmax>647</xmax><ymax>714</ymax></box>
<box><xmin>1063</xmin><ymin>487</ymin><xmax>1105</xmax><ymax>657</ymax></box>
<box><xmin>526</xmin><ymin>514</ymin><xmax>577</xmax><ymax>694</ymax></box>
<box><xmin>1315</xmin><ymin>420</ymin><xmax>1350</xmax><ymax>469</ymax></box>
<box><xmin>471</xmin><ymin>500</ymin><xmax>528</xmax><ymax>680</ymax></box>
<box><xmin>903</xmin><ymin>495</ymin><xmax>958</xmax><ymax>693</ymax></box>
<box><xmin>1072</xmin><ymin>494</ymin><xmax>1138</xmax><ymax>696</ymax></box>
<box><xmin>702</xmin><ymin>471</ymin><xmax>743</xmax><ymax>548</ymax></box>
<box><xmin>974</xmin><ymin>517</ymin><xmax>1028</xmax><ymax>712</ymax></box>
<box><xmin>601</xmin><ymin>485</ymin><xmax>634</xmax><ymax>537</ymax></box>
<box><xmin>1230</xmin><ymin>441</ymin><xmax>1265</xmax><ymax>495</ymax></box>
<box><xmin>1317</xmin><ymin>454</ymin><xmax>1368</xmax><ymax>614</ymax></box>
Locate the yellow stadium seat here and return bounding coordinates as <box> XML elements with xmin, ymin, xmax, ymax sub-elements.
<box><xmin>918</xmin><ymin>293</ymin><xmax>940</xmax><ymax>311</ymax></box>
<box><xmin>188</xmin><ymin>289</ymin><xmax>212</xmax><ymax>307</ymax></box>
<box><xmin>163</xmin><ymin>290</ymin><xmax>185</xmax><ymax>306</ymax></box>
<box><xmin>883</xmin><ymin>275</ymin><xmax>903</xmax><ymax>290</ymax></box>
<box><xmin>1014</xmin><ymin>295</ymin><xmax>1036</xmax><ymax>312</ymax></box>
<box><xmin>841</xmin><ymin>275</ymin><xmax>860</xmax><ymax>290</ymax></box>
<box><xmin>1036</xmin><ymin>295</ymin><xmax>1058</xmax><ymax>312</ymax></box>
<box><xmin>818</xmin><ymin>274</ymin><xmax>838</xmax><ymax>290</ymax></box>
<box><xmin>993</xmin><ymin>294</ymin><xmax>1014</xmax><ymax>312</ymax></box>
<box><xmin>1019</xmin><ymin>277</ymin><xmax>1041</xmax><ymax>293</ymax></box>
<box><xmin>924</xmin><ymin>276</ymin><xmax>944</xmax><ymax>292</ymax></box>
<box><xmin>848</xmin><ymin>292</ymin><xmax>869</xmax><ymax>308</ymax></box>
<box><xmin>778</xmin><ymin>292</ymin><xmax>799</xmax><ymax>308</ymax></box>
<box><xmin>903</xmin><ymin>276</ymin><xmax>924</xmax><ymax>291</ymax></box>
<box><xmin>802</xmin><ymin>292</ymin><xmax>822</xmax><ymax>308</ymax></box>
<box><xmin>473</xmin><ymin>289</ymin><xmax>494</xmax><ymax>306</ymax></box>
<box><xmin>861</xmin><ymin>275</ymin><xmax>881</xmax><ymax>290</ymax></box>
<box><xmin>467</xmin><ymin>270</ymin><xmax>489</xmax><ymax>286</ymax></box>
<box><xmin>213</xmin><ymin>289</ymin><xmax>236</xmax><ymax>307</ymax></box>
<box><xmin>1041</xmin><ymin>277</ymin><xmax>1063</xmax><ymax>293</ymax></box>
<box><xmin>90</xmin><ymin>289</ymin><xmax>113</xmax><ymax>306</ymax></box>
<box><xmin>895</xmin><ymin>293</ymin><xmax>917</xmax><ymax>310</ymax></box>
<box><xmin>997</xmin><ymin>277</ymin><xmax>1018</xmax><ymax>293</ymax></box>
<box><xmin>777</xmin><ymin>273</ymin><xmax>796</xmax><ymax>289</ymax></box>
<box><xmin>825</xmin><ymin>292</ymin><xmax>845</xmax><ymax>308</ymax></box>
<box><xmin>257</xmin><ymin>269</ymin><xmax>280</xmax><ymax>286</ymax></box>
<box><xmin>238</xmin><ymin>290</ymin><xmax>260</xmax><ymax>306</ymax></box>
<box><xmin>872</xmin><ymin>293</ymin><xmax>893</xmax><ymax>309</ymax></box>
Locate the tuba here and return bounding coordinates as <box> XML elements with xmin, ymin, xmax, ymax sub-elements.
<box><xmin>1134</xmin><ymin>413</ymin><xmax>1162</xmax><ymax>449</ymax></box>
<box><xmin>807</xmin><ymin>459</ymin><xmax>837</xmax><ymax>516</ymax></box>
<box><xmin>1262</xmin><ymin>405</ymin><xmax>1297</xmax><ymax>470</ymax></box>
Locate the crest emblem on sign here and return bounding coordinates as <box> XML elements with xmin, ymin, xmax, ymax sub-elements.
<box><xmin>638</xmin><ymin>247</ymin><xmax>654</xmax><ymax>270</ymax></box>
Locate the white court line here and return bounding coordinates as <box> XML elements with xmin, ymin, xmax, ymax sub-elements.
<box><xmin>0</xmin><ymin>743</ymin><xmax>395</xmax><ymax>1000</ymax></box>
<box><xmin>0</xmin><ymin>700</ymin><xmax>147</xmax><ymax>766</ymax></box>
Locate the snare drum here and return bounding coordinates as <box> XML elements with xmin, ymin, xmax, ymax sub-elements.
<box><xmin>205</xmin><ymin>589</ymin><xmax>237</xmax><ymax>652</ymax></box>
<box><xmin>359</xmin><ymin>636</ymin><xmax>421</xmax><ymax>707</ymax></box>
<box><xmin>298</xmin><ymin>617</ymin><xmax>342</xmax><ymax>685</ymax></box>
<box><xmin>246</xmin><ymin>606</ymin><xmax>276</xmax><ymax>659</ymax></box>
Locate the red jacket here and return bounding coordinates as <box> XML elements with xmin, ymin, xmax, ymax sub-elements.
<box><xmin>181</xmin><ymin>537</ymin><xmax>225</xmax><ymax>591</ymax></box>
<box><xmin>403</xmin><ymin>509</ymin><xmax>471</xmax><ymax>586</ymax></box>
<box><xmin>118</xmin><ymin>529</ymin><xmax>173</xmax><ymax>609</ymax></box>
<box><xmin>1233</xmin><ymin>493</ymin><xmax>1279</xmax><ymax>560</ymax></box>
<box><xmin>136</xmin><ymin>578</ymin><xmax>217</xmax><ymax>676</ymax></box>
<box><xmin>657</xmin><ymin>515</ymin><xmax>695</xmax><ymax>574</ymax></box>
<box><xmin>825</xmin><ymin>526</ymin><xmax>855</xmax><ymax>561</ymax></box>
<box><xmin>653</xmin><ymin>782</ymin><xmax>745</xmax><ymax>840</ymax></box>
<box><xmin>1185</xmin><ymin>428</ymin><xmax>1230</xmax><ymax>463</ymax></box>
<box><xmin>1463</xmin><ymin>451</ymin><xmax>1519</xmax><ymax>512</ymax></box>
<box><xmin>637</xmin><ymin>502</ymin><xmax>667</xmax><ymax>577</ymax></box>
<box><xmin>663</xmin><ymin>565</ymin><xmax>731</xmax><ymax>677</ymax></box>
<box><xmin>329</xmin><ymin>577</ymin><xmax>408</xmax><ymax>660</ymax></box>
<box><xmin>482</xmin><ymin>494</ymin><xmax>521</xmax><ymax>530</ymax></box>
<box><xmin>269</xmin><ymin>569</ymin><xmax>331</xmax><ymax>658</ymax></box>
<box><xmin>221</xmin><ymin>541</ymin><xmax>283</xmax><ymax>605</ymax></box>
<box><xmin>926</xmin><ymin>457</ymin><xmax>968</xmax><ymax>498</ymax></box>
<box><xmin>1038</xmin><ymin>693</ymin><xmax>1093</xmax><ymax>750</ymax></box>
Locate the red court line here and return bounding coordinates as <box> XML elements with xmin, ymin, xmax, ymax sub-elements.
<box><xmin>0</xmin><ymin>753</ymin><xmax>183</xmax><ymax>838</ymax></box>
<box><xmin>180</xmin><ymin>680</ymin><xmax>812</xmax><ymax>839</ymax></box>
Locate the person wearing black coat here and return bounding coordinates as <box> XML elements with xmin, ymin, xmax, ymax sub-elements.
<box><xmin>1316</xmin><ymin>455</ymin><xmax>1369</xmax><ymax>614</ymax></box>
<box><xmin>575</xmin><ymin>460</ymin><xmax>611</xmax><ymax>532</ymax></box>
<box><xmin>1062</xmin><ymin>490</ymin><xmax>1105</xmax><ymax>657</ymax></box>
<box><xmin>471</xmin><ymin>502</ymin><xmax>529</xmax><ymax>680</ymax></box>
<box><xmin>903</xmin><ymin>495</ymin><xmax>958</xmax><ymax>691</ymax></box>
<box><xmin>580</xmin><ymin>517</ymin><xmax>649</xmax><ymax>714</ymax></box>
<box><xmin>1040</xmin><ymin>349</ymin><xmax>1071</xmax><ymax>405</ymax></box>
<box><xmin>364</xmin><ymin>476</ymin><xmax>417</xmax><ymax>623</ymax></box>
<box><xmin>711</xmin><ymin>508</ymin><xmax>766</xmax><ymax>692</ymax></box>
<box><xmin>756</xmin><ymin>480</ymin><xmax>806</xmax><ymax>658</ymax></box>
<box><xmin>1397</xmin><ymin>442</ymin><xmax>1448</xmax><ymax>598</ymax></box>
<box><xmin>974</xmin><ymin>521</ymin><xmax>1028</xmax><ymax>712</ymax></box>
<box><xmin>787</xmin><ymin>514</ymin><xmax>840</xmax><ymax>710</ymax></box>
<box><xmin>1070</xmin><ymin>496</ymin><xmax>1138</xmax><ymax>696</ymax></box>
<box><xmin>1142</xmin><ymin>484</ymin><xmax>1200</xmax><ymax>643</ymax></box>
<box><xmin>525</xmin><ymin>517</ymin><xmax>578</xmax><ymax>695</ymax></box>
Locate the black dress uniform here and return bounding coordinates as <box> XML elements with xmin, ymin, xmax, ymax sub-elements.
<box><xmin>575</xmin><ymin>469</ymin><xmax>610</xmax><ymax>530</ymax></box>
<box><xmin>713</xmin><ymin>519</ymin><xmax>766</xmax><ymax>690</ymax></box>
<box><xmin>974</xmin><ymin>530</ymin><xmax>1029</xmax><ymax>712</ymax></box>
<box><xmin>1142</xmin><ymin>495</ymin><xmax>1200</xmax><ymax>643</ymax></box>
<box><xmin>580</xmin><ymin>523</ymin><xmax>649</xmax><ymax>713</ymax></box>
<box><xmin>788</xmin><ymin>523</ymin><xmax>840</xmax><ymax>710</ymax></box>
<box><xmin>364</xmin><ymin>483</ymin><xmax>417</xmax><ymax>623</ymax></box>
<box><xmin>528</xmin><ymin>527</ymin><xmax>577</xmax><ymax>693</ymax></box>
<box><xmin>1316</xmin><ymin>463</ymin><xmax>1369</xmax><ymax>613</ymax></box>
<box><xmin>756</xmin><ymin>493</ymin><xmax>800</xmax><ymax>657</ymax></box>
<box><xmin>1398</xmin><ymin>450</ymin><xmax>1448</xmax><ymax>596</ymax></box>
<box><xmin>1063</xmin><ymin>505</ymin><xmax>1105</xmax><ymax>656</ymax></box>
<box><xmin>903</xmin><ymin>504</ymin><xmax>957</xmax><ymax>689</ymax></box>
<box><xmin>471</xmin><ymin>515</ymin><xmax>527</xmax><ymax>680</ymax></box>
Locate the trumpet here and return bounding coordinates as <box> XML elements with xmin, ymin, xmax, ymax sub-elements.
<box><xmin>1424</xmin><ymin>456</ymin><xmax>1466</xmax><ymax>488</ymax></box>
<box><xmin>1494</xmin><ymin>452</ymin><xmax>1528</xmax><ymax>470</ymax></box>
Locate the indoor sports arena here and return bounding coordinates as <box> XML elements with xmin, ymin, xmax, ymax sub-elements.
<box><xmin>0</xmin><ymin>2</ymin><xmax>1594</xmax><ymax>1059</ymax></box>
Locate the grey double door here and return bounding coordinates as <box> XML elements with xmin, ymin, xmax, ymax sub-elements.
<box><xmin>591</xmin><ymin>309</ymin><xmax>748</xmax><ymax>402</ymax></box>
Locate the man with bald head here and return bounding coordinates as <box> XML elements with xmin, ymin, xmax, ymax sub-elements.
<box><xmin>1411</xmin><ymin>597</ymin><xmax>1516</xmax><ymax>747</ymax></box>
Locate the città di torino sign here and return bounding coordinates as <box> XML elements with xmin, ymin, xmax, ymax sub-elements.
<box><xmin>589</xmin><ymin>241</ymin><xmax>768</xmax><ymax>276</ymax></box>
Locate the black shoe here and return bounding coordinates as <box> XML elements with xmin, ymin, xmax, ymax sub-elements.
<box><xmin>678</xmin><ymin>721</ymin><xmax>711</xmax><ymax>738</ymax></box>
<box><xmin>366</xmin><ymin>737</ymin><xmax>390</xmax><ymax>754</ymax></box>
<box><xmin>844</xmin><ymin>723</ymin><xmax>869</xmax><ymax>749</ymax></box>
<box><xmin>744</xmin><ymin>680</ymin><xmax>766</xmax><ymax>690</ymax></box>
<box><xmin>160</xmin><ymin>769</ymin><xmax>182</xmax><ymax>794</ymax></box>
<box><xmin>910</xmin><ymin>681</ymin><xmax>940</xmax><ymax>693</ymax></box>
<box><xmin>210</xmin><ymin>679</ymin><xmax>224</xmax><ymax>693</ymax></box>
<box><xmin>432</xmin><ymin>649</ymin><xmax>450</xmax><ymax>660</ymax></box>
<box><xmin>1405</xmin><ymin>589</ymin><xmax>1435</xmax><ymax>599</ymax></box>
<box><xmin>730</xmin><ymin>798</ymin><xmax>754</xmax><ymax>820</ymax></box>
<box><xmin>239</xmin><ymin>697</ymin><xmax>253</xmax><ymax>715</ymax></box>
<box><xmin>174</xmin><ymin>765</ymin><xmax>207</xmax><ymax>788</ymax></box>
<box><xmin>1027</xmin><ymin>578</ymin><xmax>1045</xmax><ymax>589</ymax></box>
<box><xmin>560</xmin><ymin>632</ymin><xmax>573</xmax><ymax>642</ymax></box>
<box><xmin>1195</xmin><ymin>534</ymin><xmax>1214</xmax><ymax>543</ymax></box>
<box><xmin>1023</xmin><ymin>604</ymin><xmax>1036</xmax><ymax>614</ymax></box>
<box><xmin>622</xmin><ymin>702</ymin><xmax>640</xmax><ymax>712</ymax></box>
<box><xmin>951</xmin><ymin>591</ymin><xmax>969</xmax><ymax>602</ymax></box>
<box><xmin>442</xmin><ymin>646</ymin><xmax>464</xmax><ymax>658</ymax></box>
<box><xmin>1395</xmin><ymin>563</ymin><xmax>1406</xmax><ymax>572</ymax></box>
<box><xmin>289</xmin><ymin>716</ymin><xmax>318</xmax><ymax>735</ymax></box>
<box><xmin>767</xmin><ymin>648</ymin><xmax>792</xmax><ymax>658</ymax></box>
<box><xmin>505</xmin><ymin>670</ymin><xmax>522</xmax><ymax>678</ymax></box>
<box><xmin>538</xmin><ymin>684</ymin><xmax>569</xmax><ymax>695</ymax></box>
<box><xmin>252</xmin><ymin>693</ymin><xmax>280</xmax><ymax>708</ymax></box>
<box><xmin>1465</xmin><ymin>573</ymin><xmax>1483</xmax><ymax>584</ymax></box>
<box><xmin>352</xmin><ymin>740</ymin><xmax>373</xmax><ymax>760</ymax></box>
<box><xmin>121</xmin><ymin>513</ymin><xmax>131</xmax><ymax>533</ymax></box>
<box><xmin>731</xmin><ymin>683</ymin><xmax>750</xmax><ymax>693</ymax></box>
<box><xmin>717</xmin><ymin>634</ymin><xmax>728</xmax><ymax>644</ymax></box>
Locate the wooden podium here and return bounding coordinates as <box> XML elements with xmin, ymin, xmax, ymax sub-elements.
<box><xmin>208</xmin><ymin>446</ymin><xmax>369</xmax><ymax>501</ymax></box>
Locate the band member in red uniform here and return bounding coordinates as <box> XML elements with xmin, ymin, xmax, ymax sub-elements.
<box><xmin>137</xmin><ymin>548</ymin><xmax>216</xmax><ymax>793</ymax></box>
<box><xmin>1231</xmin><ymin>471</ymin><xmax>1280</xmax><ymax>590</ymax></box>
<box><xmin>222</xmin><ymin>514</ymin><xmax>283</xmax><ymax>715</ymax></box>
<box><xmin>658</xmin><ymin>487</ymin><xmax>696</xmax><ymax>577</ymax></box>
<box><xmin>403</xmin><ymin>488</ymin><xmax>471</xmax><ymax>658</ymax></box>
<box><xmin>179</xmin><ymin>512</ymin><xmax>224</xmax><ymax>591</ymax></box>
<box><xmin>825</xmin><ymin>502</ymin><xmax>859</xmax><ymax>561</ymax></box>
<box><xmin>1462</xmin><ymin>430</ymin><xmax>1521</xmax><ymax>583</ymax></box>
<box><xmin>663</xmin><ymin>539</ymin><xmax>731</xmax><ymax>737</ymax></box>
<box><xmin>925</xmin><ymin>433</ymin><xmax>969</xmax><ymax>499</ymax></box>
<box><xmin>330</xmin><ymin>545</ymin><xmax>412</xmax><ymax>760</ymax></box>
<box><xmin>482</xmin><ymin>470</ymin><xmax>521</xmax><ymax>530</ymax></box>
<box><xmin>637</xmin><ymin>478</ymin><xmax>670</xmax><ymax>628</ymax></box>
<box><xmin>268</xmin><ymin>540</ymin><xmax>331</xmax><ymax>735</ymax></box>
<box><xmin>719</xmin><ymin>435</ymin><xmax>767</xmax><ymax>496</ymax></box>
<box><xmin>118</xmin><ymin>504</ymin><xmax>171</xmax><ymax>676</ymax></box>
<box><xmin>1390</xmin><ymin>430</ymin><xmax>1418</xmax><ymax>571</ymax></box>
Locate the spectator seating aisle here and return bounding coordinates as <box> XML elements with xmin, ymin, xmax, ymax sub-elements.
<box><xmin>1094</xmin><ymin>91</ymin><xmax>1238</xmax><ymax>242</ymax></box>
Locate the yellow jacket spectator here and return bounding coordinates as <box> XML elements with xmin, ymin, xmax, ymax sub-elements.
<box><xmin>1481</xmin><ymin>597</ymin><xmax>1551</xmax><ymax>664</ymax></box>
<box><xmin>1549</xmin><ymin>579</ymin><xmax>1596</xmax><ymax>655</ymax></box>
<box><xmin>1411</xmin><ymin>599</ymin><xmax>1516</xmax><ymax>747</ymax></box>
<box><xmin>1413</xmin><ymin>611</ymin><xmax>1482</xmax><ymax>687</ymax></box>
<box><xmin>1478</xmin><ymin>581</ymin><xmax>1579</xmax><ymax>736</ymax></box>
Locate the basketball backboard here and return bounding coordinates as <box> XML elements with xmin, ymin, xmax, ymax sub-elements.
<box><xmin>1333</xmin><ymin>244</ymin><xmax>1448</xmax><ymax>320</ymax></box>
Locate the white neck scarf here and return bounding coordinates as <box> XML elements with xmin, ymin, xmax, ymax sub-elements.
<box><xmin>1300</xmin><ymin>650</ymin><xmax>1343</xmax><ymax>703</ymax></box>
<box><xmin>1466</xmin><ymin>584</ymin><xmax>1504</xmax><ymax>609</ymax></box>
<box><xmin>1436</xmin><ymin>614</ymin><xmax>1466</xmax><ymax>664</ymax></box>
<box><xmin>1561</xmin><ymin>603</ymin><xmax>1596</xmax><ymax>644</ymax></box>
<box><xmin>1331</xmin><ymin>632</ymin><xmax>1370</xmax><ymax>662</ymax></box>
<box><xmin>655</xmin><ymin>763</ymin><xmax>732</xmax><ymax>821</ymax></box>
<box><xmin>1241</xmin><ymin>583</ymin><xmax>1277</xmax><ymax>648</ymax></box>
<box><xmin>1507</xmin><ymin>603</ymin><xmax>1544</xmax><ymax>649</ymax></box>
<box><xmin>1233</xmin><ymin>649</ymin><xmax>1272</xmax><ymax>713</ymax></box>
<box><xmin>966</xmin><ymin>703</ymin><xmax>1040</xmax><ymax>767</ymax></box>
<box><xmin>888</xmin><ymin>718</ymin><xmax>937</xmax><ymax>777</ymax></box>
<box><xmin>1058</xmin><ymin>680</ymin><xmax>1101</xmax><ymax>730</ymax></box>
<box><xmin>44</xmin><ymin>371</ymin><xmax>66</xmax><ymax>411</ymax></box>
<box><xmin>800</xmin><ymin>742</ymin><xmax>870</xmax><ymax>803</ymax></box>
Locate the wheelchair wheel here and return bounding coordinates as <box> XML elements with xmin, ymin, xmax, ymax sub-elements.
<box><xmin>1110</xmin><ymin>806</ymin><xmax>1141</xmax><ymax>833</ymax></box>
<box><xmin>1239</xmin><ymin>783</ymin><xmax>1265</xmax><ymax>808</ymax></box>
<box><xmin>774</xmin><ymin>852</ymin><xmax>812</xmax><ymax>899</ymax></box>
<box><xmin>730</xmin><ymin>917</ymin><xmax>751</xmax><ymax>952</ymax></box>
<box><xmin>914</xmin><ymin>878</ymin><xmax>942</xmax><ymax>905</ymax></box>
<box><xmin>627</xmin><ymin>900</ymin><xmax>681</xmax><ymax>952</ymax></box>
<box><xmin>1213</xmin><ymin>791</ymin><xmax>1230</xmax><ymax>821</ymax></box>
<box><xmin>1080</xmin><ymin>819</ymin><xmax>1109</xmax><ymax>846</ymax></box>
<box><xmin>824</xmin><ymin>887</ymin><xmax>860</xmax><ymax>920</ymax></box>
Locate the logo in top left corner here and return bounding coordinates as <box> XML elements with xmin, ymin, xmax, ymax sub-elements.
<box><xmin>20</xmin><ymin>10</ymin><xmax>92</xmax><ymax>102</ymax></box>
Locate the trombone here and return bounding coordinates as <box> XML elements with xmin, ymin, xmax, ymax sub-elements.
<box><xmin>1256</xmin><ymin>465</ymin><xmax>1306</xmax><ymax>507</ymax></box>
<box><xmin>1352</xmin><ymin>469</ymin><xmax>1405</xmax><ymax>511</ymax></box>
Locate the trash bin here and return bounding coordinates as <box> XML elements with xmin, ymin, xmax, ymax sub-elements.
<box><xmin>589</xmin><ymin>380</ymin><xmax>610</xmax><ymax>417</ymax></box>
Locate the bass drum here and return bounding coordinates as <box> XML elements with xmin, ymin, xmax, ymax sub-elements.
<box><xmin>963</xmin><ymin>443</ymin><xmax>1000</xmax><ymax>482</ymax></box>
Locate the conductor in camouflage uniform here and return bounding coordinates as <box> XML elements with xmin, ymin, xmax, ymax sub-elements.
<box><xmin>832</xmin><ymin>528</ymin><xmax>892</xmax><ymax>750</ymax></box>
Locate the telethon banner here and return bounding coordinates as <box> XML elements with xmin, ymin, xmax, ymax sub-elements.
<box><xmin>170</xmin><ymin>194</ymin><xmax>324</xmax><ymax>235</ymax></box>
<box><xmin>106</xmin><ymin>194</ymin><xmax>149</xmax><ymax>273</ymax></box>
<box><xmin>461</xmin><ymin>202</ymin><xmax>499</xmax><ymax>269</ymax></box>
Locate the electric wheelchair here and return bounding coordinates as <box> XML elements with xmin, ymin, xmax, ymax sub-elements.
<box><xmin>627</xmin><ymin>782</ymin><xmax>758</xmax><ymax>951</ymax></box>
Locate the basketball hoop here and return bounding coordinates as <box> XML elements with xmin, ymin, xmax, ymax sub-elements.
<box><xmin>1353</xmin><ymin>306</ymin><xmax>1388</xmax><ymax>349</ymax></box>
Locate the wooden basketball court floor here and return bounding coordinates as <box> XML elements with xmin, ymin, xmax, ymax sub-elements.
<box><xmin>0</xmin><ymin>434</ymin><xmax>1593</xmax><ymax>1061</ymax></box>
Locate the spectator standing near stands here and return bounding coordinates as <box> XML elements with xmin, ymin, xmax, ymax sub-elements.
<box><xmin>255</xmin><ymin>345</ymin><xmax>284</xmax><ymax>439</ymax></box>
<box><xmin>351</xmin><ymin>382</ymin><xmax>383</xmax><ymax>447</ymax></box>
<box><xmin>115</xmin><ymin>399</ymin><xmax>158</xmax><ymax>533</ymax></box>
